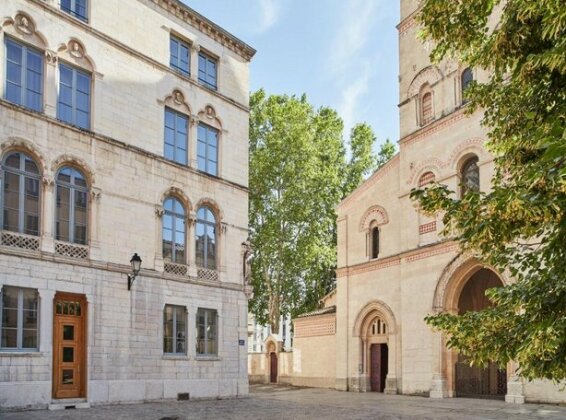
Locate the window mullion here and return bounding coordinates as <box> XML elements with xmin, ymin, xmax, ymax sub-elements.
<box><xmin>18</xmin><ymin>173</ymin><xmax>25</xmax><ymax>233</ymax></box>
<box><xmin>17</xmin><ymin>289</ymin><xmax>23</xmax><ymax>349</ymax></box>
<box><xmin>171</xmin><ymin>213</ymin><xmax>176</xmax><ymax>262</ymax></box>
<box><xmin>172</xmin><ymin>309</ymin><xmax>177</xmax><ymax>354</ymax></box>
<box><xmin>69</xmin><ymin>186</ymin><xmax>75</xmax><ymax>243</ymax></box>
<box><xmin>21</xmin><ymin>45</ymin><xmax>28</xmax><ymax>105</ymax></box>
<box><xmin>72</xmin><ymin>69</ymin><xmax>77</xmax><ymax>125</ymax></box>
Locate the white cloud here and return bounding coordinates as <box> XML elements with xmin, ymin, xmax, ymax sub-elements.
<box><xmin>256</xmin><ymin>0</ymin><xmax>280</xmax><ymax>33</ymax></box>
<box><xmin>329</xmin><ymin>0</ymin><xmax>379</xmax><ymax>75</ymax></box>
<box><xmin>337</xmin><ymin>63</ymin><xmax>371</xmax><ymax>138</ymax></box>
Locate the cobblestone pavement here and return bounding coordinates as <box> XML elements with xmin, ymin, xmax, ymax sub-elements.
<box><xmin>2</xmin><ymin>384</ymin><xmax>566</xmax><ymax>420</ymax></box>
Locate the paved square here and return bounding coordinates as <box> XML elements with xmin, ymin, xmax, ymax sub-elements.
<box><xmin>1</xmin><ymin>385</ymin><xmax>566</xmax><ymax>420</ymax></box>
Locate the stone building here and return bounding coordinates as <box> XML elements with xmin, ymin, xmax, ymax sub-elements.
<box><xmin>0</xmin><ymin>0</ymin><xmax>254</xmax><ymax>409</ymax></box>
<box><xmin>253</xmin><ymin>0</ymin><xmax>565</xmax><ymax>404</ymax></box>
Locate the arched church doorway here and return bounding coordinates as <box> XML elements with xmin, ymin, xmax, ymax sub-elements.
<box><xmin>365</xmin><ymin>316</ymin><xmax>389</xmax><ymax>392</ymax></box>
<box><xmin>454</xmin><ymin>268</ymin><xmax>507</xmax><ymax>399</ymax></box>
<box><xmin>270</xmin><ymin>352</ymin><xmax>278</xmax><ymax>383</ymax></box>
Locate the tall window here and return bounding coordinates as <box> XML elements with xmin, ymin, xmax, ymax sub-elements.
<box><xmin>162</xmin><ymin>197</ymin><xmax>186</xmax><ymax>263</ymax></box>
<box><xmin>170</xmin><ymin>36</ymin><xmax>190</xmax><ymax>76</ymax></box>
<box><xmin>57</xmin><ymin>63</ymin><xmax>91</xmax><ymax>130</ymax></box>
<box><xmin>371</xmin><ymin>226</ymin><xmax>380</xmax><ymax>259</ymax></box>
<box><xmin>4</xmin><ymin>38</ymin><xmax>43</xmax><ymax>112</ymax></box>
<box><xmin>461</xmin><ymin>156</ymin><xmax>480</xmax><ymax>196</ymax></box>
<box><xmin>56</xmin><ymin>167</ymin><xmax>88</xmax><ymax>245</ymax></box>
<box><xmin>164</xmin><ymin>108</ymin><xmax>188</xmax><ymax>165</ymax></box>
<box><xmin>1</xmin><ymin>152</ymin><xmax>40</xmax><ymax>236</ymax></box>
<box><xmin>197</xmin><ymin>123</ymin><xmax>218</xmax><ymax>176</ymax></box>
<box><xmin>421</xmin><ymin>91</ymin><xmax>433</xmax><ymax>125</ymax></box>
<box><xmin>461</xmin><ymin>68</ymin><xmax>474</xmax><ymax>104</ymax></box>
<box><xmin>163</xmin><ymin>305</ymin><xmax>187</xmax><ymax>355</ymax></box>
<box><xmin>196</xmin><ymin>206</ymin><xmax>216</xmax><ymax>269</ymax></box>
<box><xmin>61</xmin><ymin>0</ymin><xmax>88</xmax><ymax>22</ymax></box>
<box><xmin>0</xmin><ymin>286</ymin><xmax>39</xmax><ymax>350</ymax></box>
<box><xmin>198</xmin><ymin>52</ymin><xmax>217</xmax><ymax>90</ymax></box>
<box><xmin>196</xmin><ymin>308</ymin><xmax>217</xmax><ymax>356</ymax></box>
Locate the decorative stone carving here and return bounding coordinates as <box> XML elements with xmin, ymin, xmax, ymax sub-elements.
<box><xmin>69</xmin><ymin>40</ymin><xmax>85</xmax><ymax>58</ymax></box>
<box><xmin>15</xmin><ymin>13</ymin><xmax>35</xmax><ymax>35</ymax></box>
<box><xmin>241</xmin><ymin>241</ymin><xmax>252</xmax><ymax>285</ymax></box>
<box><xmin>205</xmin><ymin>105</ymin><xmax>216</xmax><ymax>119</ymax></box>
<box><xmin>45</xmin><ymin>50</ymin><xmax>58</xmax><ymax>65</ymax></box>
<box><xmin>155</xmin><ymin>205</ymin><xmax>165</xmax><ymax>218</ymax></box>
<box><xmin>51</xmin><ymin>154</ymin><xmax>95</xmax><ymax>185</ymax></box>
<box><xmin>407</xmin><ymin>66</ymin><xmax>443</xmax><ymax>98</ymax></box>
<box><xmin>42</xmin><ymin>175</ymin><xmax>54</xmax><ymax>188</ymax></box>
<box><xmin>173</xmin><ymin>89</ymin><xmax>184</xmax><ymax>105</ymax></box>
<box><xmin>90</xmin><ymin>188</ymin><xmax>101</xmax><ymax>202</ymax></box>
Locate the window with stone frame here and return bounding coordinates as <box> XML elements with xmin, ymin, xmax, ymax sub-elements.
<box><xmin>0</xmin><ymin>286</ymin><xmax>39</xmax><ymax>351</ymax></box>
<box><xmin>461</xmin><ymin>68</ymin><xmax>474</xmax><ymax>104</ymax></box>
<box><xmin>195</xmin><ymin>206</ymin><xmax>216</xmax><ymax>269</ymax></box>
<box><xmin>370</xmin><ymin>226</ymin><xmax>380</xmax><ymax>259</ymax></box>
<box><xmin>57</xmin><ymin>62</ymin><xmax>91</xmax><ymax>130</ymax></box>
<box><xmin>197</xmin><ymin>123</ymin><xmax>219</xmax><ymax>176</ymax></box>
<box><xmin>162</xmin><ymin>197</ymin><xmax>186</xmax><ymax>264</ymax></box>
<box><xmin>60</xmin><ymin>0</ymin><xmax>88</xmax><ymax>22</ymax></box>
<box><xmin>170</xmin><ymin>36</ymin><xmax>190</xmax><ymax>76</ymax></box>
<box><xmin>55</xmin><ymin>167</ymin><xmax>89</xmax><ymax>245</ymax></box>
<box><xmin>1</xmin><ymin>152</ymin><xmax>41</xmax><ymax>236</ymax></box>
<box><xmin>196</xmin><ymin>308</ymin><xmax>217</xmax><ymax>356</ymax></box>
<box><xmin>4</xmin><ymin>37</ymin><xmax>44</xmax><ymax>112</ymax></box>
<box><xmin>198</xmin><ymin>51</ymin><xmax>217</xmax><ymax>90</ymax></box>
<box><xmin>460</xmin><ymin>156</ymin><xmax>480</xmax><ymax>196</ymax></box>
<box><xmin>163</xmin><ymin>305</ymin><xmax>187</xmax><ymax>355</ymax></box>
<box><xmin>421</xmin><ymin>91</ymin><xmax>433</xmax><ymax>125</ymax></box>
<box><xmin>164</xmin><ymin>107</ymin><xmax>189</xmax><ymax>165</ymax></box>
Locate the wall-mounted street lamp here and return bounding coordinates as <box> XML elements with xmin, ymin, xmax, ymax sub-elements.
<box><xmin>127</xmin><ymin>253</ymin><xmax>142</xmax><ymax>291</ymax></box>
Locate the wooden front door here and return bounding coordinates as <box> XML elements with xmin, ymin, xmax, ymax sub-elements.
<box><xmin>370</xmin><ymin>344</ymin><xmax>388</xmax><ymax>392</ymax></box>
<box><xmin>53</xmin><ymin>293</ymin><xmax>87</xmax><ymax>399</ymax></box>
<box><xmin>270</xmin><ymin>352</ymin><xmax>278</xmax><ymax>383</ymax></box>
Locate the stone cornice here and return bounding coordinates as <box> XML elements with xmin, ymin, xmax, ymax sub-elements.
<box><xmin>1</xmin><ymin>100</ymin><xmax>249</xmax><ymax>194</ymax></box>
<box><xmin>399</xmin><ymin>107</ymin><xmax>469</xmax><ymax>148</ymax></box>
<box><xmin>0</xmin><ymin>246</ymin><xmax>246</xmax><ymax>294</ymax></box>
<box><xmin>24</xmin><ymin>0</ymin><xmax>252</xmax><ymax>112</ymax></box>
<box><xmin>336</xmin><ymin>240</ymin><xmax>459</xmax><ymax>278</ymax></box>
<box><xmin>152</xmin><ymin>0</ymin><xmax>256</xmax><ymax>61</ymax></box>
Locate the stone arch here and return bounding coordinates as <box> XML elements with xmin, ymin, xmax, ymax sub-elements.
<box><xmin>352</xmin><ymin>300</ymin><xmax>398</xmax><ymax>394</ymax></box>
<box><xmin>196</xmin><ymin>197</ymin><xmax>224</xmax><ymax>222</ymax></box>
<box><xmin>407</xmin><ymin>66</ymin><xmax>443</xmax><ymax>98</ymax></box>
<box><xmin>407</xmin><ymin>158</ymin><xmax>444</xmax><ymax>186</ymax></box>
<box><xmin>359</xmin><ymin>205</ymin><xmax>388</xmax><ymax>232</ymax></box>
<box><xmin>51</xmin><ymin>154</ymin><xmax>95</xmax><ymax>186</ymax></box>
<box><xmin>159</xmin><ymin>186</ymin><xmax>192</xmax><ymax>213</ymax></box>
<box><xmin>1</xmin><ymin>11</ymin><xmax>49</xmax><ymax>50</ymax></box>
<box><xmin>57</xmin><ymin>38</ymin><xmax>96</xmax><ymax>73</ymax></box>
<box><xmin>162</xmin><ymin>89</ymin><xmax>191</xmax><ymax>116</ymax></box>
<box><xmin>448</xmin><ymin>138</ymin><xmax>489</xmax><ymax>172</ymax></box>
<box><xmin>0</xmin><ymin>137</ymin><xmax>46</xmax><ymax>175</ymax></box>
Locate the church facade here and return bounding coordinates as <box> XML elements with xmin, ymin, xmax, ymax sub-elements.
<box><xmin>331</xmin><ymin>0</ymin><xmax>564</xmax><ymax>403</ymax></box>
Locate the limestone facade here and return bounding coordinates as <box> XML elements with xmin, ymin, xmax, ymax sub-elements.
<box><xmin>0</xmin><ymin>0</ymin><xmax>254</xmax><ymax>409</ymax></box>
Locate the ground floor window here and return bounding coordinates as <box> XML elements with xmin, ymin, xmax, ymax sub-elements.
<box><xmin>163</xmin><ymin>305</ymin><xmax>187</xmax><ymax>355</ymax></box>
<box><xmin>0</xmin><ymin>286</ymin><xmax>39</xmax><ymax>350</ymax></box>
<box><xmin>196</xmin><ymin>308</ymin><xmax>217</xmax><ymax>356</ymax></box>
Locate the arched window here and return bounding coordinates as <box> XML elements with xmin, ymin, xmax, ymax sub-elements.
<box><xmin>196</xmin><ymin>206</ymin><xmax>216</xmax><ymax>269</ymax></box>
<box><xmin>461</xmin><ymin>68</ymin><xmax>473</xmax><ymax>104</ymax></box>
<box><xmin>1</xmin><ymin>152</ymin><xmax>40</xmax><ymax>235</ymax></box>
<box><xmin>461</xmin><ymin>156</ymin><xmax>480</xmax><ymax>196</ymax></box>
<box><xmin>163</xmin><ymin>197</ymin><xmax>186</xmax><ymax>263</ymax></box>
<box><xmin>56</xmin><ymin>167</ymin><xmax>88</xmax><ymax>244</ymax></box>
<box><xmin>421</xmin><ymin>91</ymin><xmax>433</xmax><ymax>125</ymax></box>
<box><xmin>371</xmin><ymin>226</ymin><xmax>380</xmax><ymax>259</ymax></box>
<box><xmin>418</xmin><ymin>171</ymin><xmax>436</xmax><ymax>187</ymax></box>
<box><xmin>369</xmin><ymin>317</ymin><xmax>387</xmax><ymax>336</ymax></box>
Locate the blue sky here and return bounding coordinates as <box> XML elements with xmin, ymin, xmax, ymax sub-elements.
<box><xmin>187</xmin><ymin>0</ymin><xmax>400</xmax><ymax>147</ymax></box>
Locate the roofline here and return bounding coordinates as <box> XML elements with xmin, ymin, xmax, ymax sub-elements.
<box><xmin>337</xmin><ymin>153</ymin><xmax>401</xmax><ymax>210</ymax></box>
<box><xmin>153</xmin><ymin>0</ymin><xmax>256</xmax><ymax>61</ymax></box>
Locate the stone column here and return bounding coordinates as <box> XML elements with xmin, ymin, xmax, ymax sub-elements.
<box><xmin>40</xmin><ymin>175</ymin><xmax>55</xmax><ymax>253</ymax></box>
<box><xmin>44</xmin><ymin>51</ymin><xmax>58</xmax><ymax>118</ymax></box>
<box><xmin>154</xmin><ymin>205</ymin><xmax>164</xmax><ymax>272</ymax></box>
<box><xmin>384</xmin><ymin>337</ymin><xmax>398</xmax><ymax>394</ymax></box>
<box><xmin>187</xmin><ymin>212</ymin><xmax>197</xmax><ymax>276</ymax></box>
<box><xmin>190</xmin><ymin>43</ymin><xmax>200</xmax><ymax>83</ymax></box>
<box><xmin>88</xmin><ymin>188</ymin><xmax>101</xmax><ymax>260</ymax></box>
<box><xmin>189</xmin><ymin>117</ymin><xmax>199</xmax><ymax>169</ymax></box>
<box><xmin>429</xmin><ymin>331</ymin><xmax>449</xmax><ymax>398</ymax></box>
<box><xmin>505</xmin><ymin>362</ymin><xmax>525</xmax><ymax>404</ymax></box>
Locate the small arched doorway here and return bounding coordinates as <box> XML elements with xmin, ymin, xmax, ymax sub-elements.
<box><xmin>367</xmin><ymin>317</ymin><xmax>388</xmax><ymax>392</ymax></box>
<box><xmin>270</xmin><ymin>351</ymin><xmax>278</xmax><ymax>383</ymax></box>
<box><xmin>453</xmin><ymin>268</ymin><xmax>507</xmax><ymax>399</ymax></box>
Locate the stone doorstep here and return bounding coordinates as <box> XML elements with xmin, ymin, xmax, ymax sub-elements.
<box><xmin>48</xmin><ymin>398</ymin><xmax>90</xmax><ymax>410</ymax></box>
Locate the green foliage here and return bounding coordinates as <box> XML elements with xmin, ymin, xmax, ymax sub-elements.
<box><xmin>249</xmin><ymin>89</ymin><xmax>393</xmax><ymax>330</ymax></box>
<box><xmin>412</xmin><ymin>0</ymin><xmax>566</xmax><ymax>380</ymax></box>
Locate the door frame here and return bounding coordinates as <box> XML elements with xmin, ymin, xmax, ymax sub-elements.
<box><xmin>52</xmin><ymin>292</ymin><xmax>88</xmax><ymax>399</ymax></box>
<box><xmin>270</xmin><ymin>352</ymin><xmax>278</xmax><ymax>383</ymax></box>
